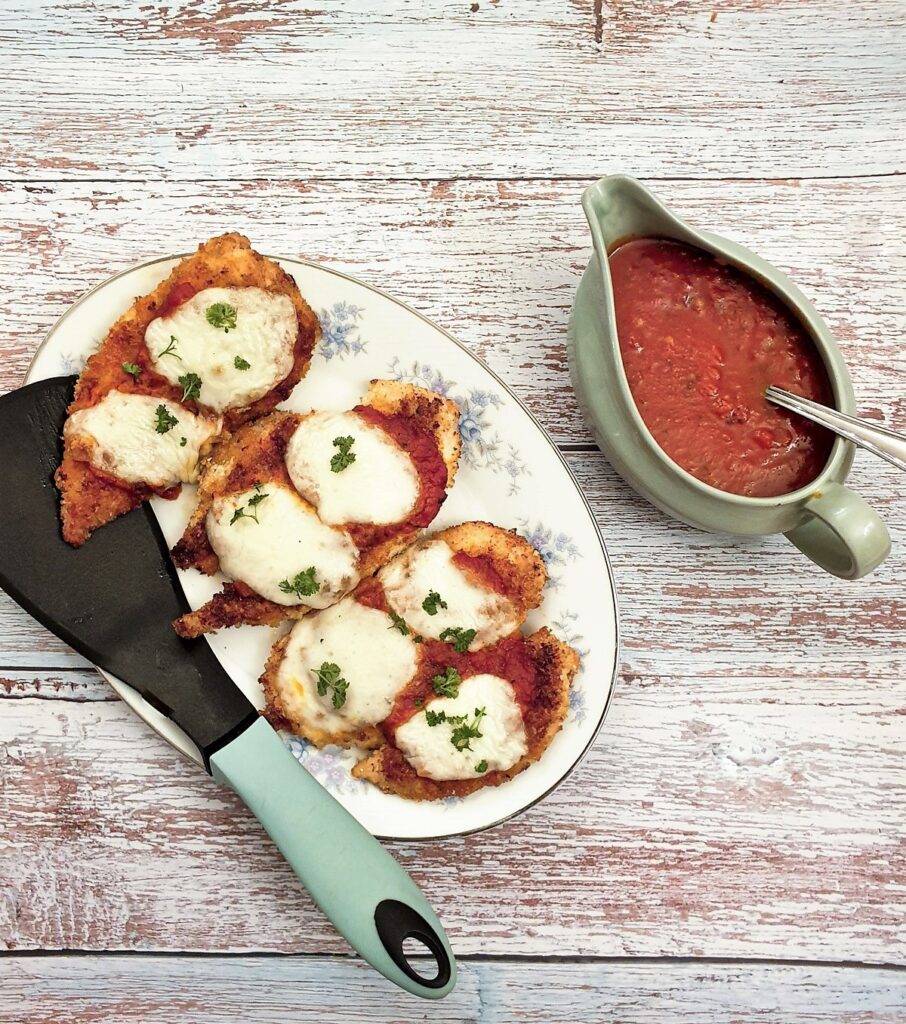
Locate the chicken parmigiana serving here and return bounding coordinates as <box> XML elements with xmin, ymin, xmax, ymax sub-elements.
<box><xmin>56</xmin><ymin>234</ymin><xmax>319</xmax><ymax>546</ymax></box>
<box><xmin>171</xmin><ymin>379</ymin><xmax>461</xmax><ymax>637</ymax></box>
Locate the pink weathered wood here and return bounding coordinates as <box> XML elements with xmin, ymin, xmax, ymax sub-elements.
<box><xmin>0</xmin><ymin>1</ymin><xmax>903</xmax><ymax>180</ymax></box>
<box><xmin>1</xmin><ymin>665</ymin><xmax>902</xmax><ymax>960</ymax></box>
<box><xmin>1</xmin><ymin>0</ymin><xmax>904</xmax><ymax>1016</ymax></box>
<box><xmin>0</xmin><ymin>178</ymin><xmax>903</xmax><ymax>448</ymax></box>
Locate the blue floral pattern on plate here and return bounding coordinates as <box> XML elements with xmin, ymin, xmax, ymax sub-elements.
<box><xmin>56</xmin><ymin>350</ymin><xmax>87</xmax><ymax>375</ymax></box>
<box><xmin>319</xmin><ymin>301</ymin><xmax>367</xmax><ymax>361</ymax></box>
<box><xmin>285</xmin><ymin>736</ymin><xmax>370</xmax><ymax>797</ymax></box>
<box><xmin>387</xmin><ymin>358</ymin><xmax>529</xmax><ymax>495</ymax></box>
<box><xmin>518</xmin><ymin>520</ymin><xmax>581</xmax><ymax>590</ymax></box>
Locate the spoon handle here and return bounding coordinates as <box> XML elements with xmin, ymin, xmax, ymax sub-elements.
<box><xmin>766</xmin><ymin>386</ymin><xmax>906</xmax><ymax>474</ymax></box>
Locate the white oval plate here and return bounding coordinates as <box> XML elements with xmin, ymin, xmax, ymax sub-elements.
<box><xmin>27</xmin><ymin>254</ymin><xmax>619</xmax><ymax>840</ymax></box>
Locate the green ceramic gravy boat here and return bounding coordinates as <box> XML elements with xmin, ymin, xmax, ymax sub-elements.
<box><xmin>568</xmin><ymin>174</ymin><xmax>890</xmax><ymax>580</ymax></box>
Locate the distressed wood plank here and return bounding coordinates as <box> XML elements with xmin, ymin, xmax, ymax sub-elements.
<box><xmin>0</xmin><ymin>449</ymin><xmax>902</xmax><ymax>680</ymax></box>
<box><xmin>0</xmin><ymin>668</ymin><xmax>110</xmax><ymax>701</ymax></box>
<box><xmin>1</xmin><ymin>659</ymin><xmax>902</xmax><ymax>959</ymax></box>
<box><xmin>1</xmin><ymin>177</ymin><xmax>903</xmax><ymax>452</ymax></box>
<box><xmin>2</xmin><ymin>956</ymin><xmax>905</xmax><ymax>1024</ymax></box>
<box><xmin>0</xmin><ymin>1</ymin><xmax>903</xmax><ymax>180</ymax></box>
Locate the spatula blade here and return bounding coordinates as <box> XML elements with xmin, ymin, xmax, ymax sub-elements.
<box><xmin>0</xmin><ymin>376</ymin><xmax>257</xmax><ymax>765</ymax></box>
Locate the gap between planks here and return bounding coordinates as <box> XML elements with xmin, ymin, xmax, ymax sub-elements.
<box><xmin>2</xmin><ymin>950</ymin><xmax>905</xmax><ymax>972</ymax></box>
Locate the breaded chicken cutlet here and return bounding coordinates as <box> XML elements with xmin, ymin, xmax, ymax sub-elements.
<box><xmin>171</xmin><ymin>379</ymin><xmax>461</xmax><ymax>637</ymax></box>
<box><xmin>56</xmin><ymin>233</ymin><xmax>319</xmax><ymax>546</ymax></box>
<box><xmin>260</xmin><ymin>521</ymin><xmax>580</xmax><ymax>800</ymax></box>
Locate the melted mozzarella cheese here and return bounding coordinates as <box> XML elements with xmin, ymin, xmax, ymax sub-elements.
<box><xmin>145</xmin><ymin>286</ymin><xmax>297</xmax><ymax>412</ymax></box>
<box><xmin>275</xmin><ymin>597</ymin><xmax>418</xmax><ymax>734</ymax></box>
<box><xmin>206</xmin><ymin>483</ymin><xmax>360</xmax><ymax>607</ymax></box>
<box><xmin>395</xmin><ymin>674</ymin><xmax>527</xmax><ymax>781</ymax></box>
<box><xmin>284</xmin><ymin>411</ymin><xmax>420</xmax><ymax>526</ymax></box>
<box><xmin>64</xmin><ymin>390</ymin><xmax>220</xmax><ymax>488</ymax></box>
<box><xmin>379</xmin><ymin>540</ymin><xmax>519</xmax><ymax>650</ymax></box>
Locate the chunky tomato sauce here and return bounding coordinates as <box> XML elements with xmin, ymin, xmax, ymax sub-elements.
<box><xmin>609</xmin><ymin>238</ymin><xmax>834</xmax><ymax>497</ymax></box>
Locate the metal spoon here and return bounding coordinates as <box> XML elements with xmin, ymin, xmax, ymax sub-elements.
<box><xmin>766</xmin><ymin>386</ymin><xmax>906</xmax><ymax>474</ymax></box>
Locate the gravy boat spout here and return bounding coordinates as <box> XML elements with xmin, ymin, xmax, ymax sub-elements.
<box><xmin>568</xmin><ymin>174</ymin><xmax>890</xmax><ymax>580</ymax></box>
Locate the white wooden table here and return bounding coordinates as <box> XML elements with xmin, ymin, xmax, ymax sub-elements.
<box><xmin>1</xmin><ymin>3</ymin><xmax>904</xmax><ymax>1021</ymax></box>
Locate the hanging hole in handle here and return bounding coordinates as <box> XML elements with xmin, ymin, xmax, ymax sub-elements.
<box><xmin>374</xmin><ymin>899</ymin><xmax>451</xmax><ymax>989</ymax></box>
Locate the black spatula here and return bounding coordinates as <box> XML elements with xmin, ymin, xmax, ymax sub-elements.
<box><xmin>0</xmin><ymin>375</ymin><xmax>455</xmax><ymax>999</ymax></box>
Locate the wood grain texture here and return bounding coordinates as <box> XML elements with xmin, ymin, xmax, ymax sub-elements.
<box><xmin>0</xmin><ymin>1</ymin><xmax>904</xmax><ymax>180</ymax></box>
<box><xmin>1</xmin><ymin>650</ymin><xmax>902</xmax><ymax>959</ymax></box>
<box><xmin>2</xmin><ymin>956</ymin><xmax>905</xmax><ymax>1024</ymax></box>
<box><xmin>2</xmin><ymin>0</ymin><xmax>905</xmax><ymax>1013</ymax></box>
<box><xmin>1</xmin><ymin>177</ymin><xmax>904</xmax><ymax>448</ymax></box>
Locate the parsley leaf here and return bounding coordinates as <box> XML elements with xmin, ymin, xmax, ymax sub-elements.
<box><xmin>330</xmin><ymin>435</ymin><xmax>356</xmax><ymax>473</ymax></box>
<box><xmin>179</xmin><ymin>436</ymin><xmax>187</xmax><ymax>447</ymax></box>
<box><xmin>423</xmin><ymin>704</ymin><xmax>487</xmax><ymax>751</ymax></box>
<box><xmin>438</xmin><ymin>626</ymin><xmax>477</xmax><ymax>653</ymax></box>
<box><xmin>154</xmin><ymin>404</ymin><xmax>178</xmax><ymax>434</ymax></box>
<box><xmin>178</xmin><ymin>371</ymin><xmax>202</xmax><ymax>403</ymax></box>
<box><xmin>422</xmin><ymin>590</ymin><xmax>448</xmax><ymax>616</ymax></box>
<box><xmin>158</xmin><ymin>335</ymin><xmax>181</xmax><ymax>360</ymax></box>
<box><xmin>450</xmin><ymin>707</ymin><xmax>486</xmax><ymax>752</ymax></box>
<box><xmin>388</xmin><ymin>610</ymin><xmax>409</xmax><ymax>635</ymax></box>
<box><xmin>279</xmin><ymin>566</ymin><xmax>320</xmax><ymax>599</ymax></box>
<box><xmin>431</xmin><ymin>667</ymin><xmax>461</xmax><ymax>698</ymax></box>
<box><xmin>122</xmin><ymin>361</ymin><xmax>142</xmax><ymax>380</ymax></box>
<box><xmin>206</xmin><ymin>302</ymin><xmax>237</xmax><ymax>332</ymax></box>
<box><xmin>312</xmin><ymin>662</ymin><xmax>348</xmax><ymax>709</ymax></box>
<box><xmin>475</xmin><ymin>759</ymin><xmax>489</xmax><ymax>774</ymax></box>
<box><xmin>234</xmin><ymin>355</ymin><xmax>251</xmax><ymax>370</ymax></box>
<box><xmin>230</xmin><ymin>486</ymin><xmax>269</xmax><ymax>525</ymax></box>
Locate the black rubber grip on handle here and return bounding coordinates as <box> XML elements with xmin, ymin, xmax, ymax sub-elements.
<box><xmin>374</xmin><ymin>899</ymin><xmax>452</xmax><ymax>989</ymax></box>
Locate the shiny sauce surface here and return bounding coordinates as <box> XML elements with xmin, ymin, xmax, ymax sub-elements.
<box><xmin>609</xmin><ymin>238</ymin><xmax>834</xmax><ymax>497</ymax></box>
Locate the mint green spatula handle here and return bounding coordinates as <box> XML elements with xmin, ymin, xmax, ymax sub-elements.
<box><xmin>210</xmin><ymin>717</ymin><xmax>456</xmax><ymax>998</ymax></box>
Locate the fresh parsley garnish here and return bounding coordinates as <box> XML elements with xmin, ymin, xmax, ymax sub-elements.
<box><xmin>450</xmin><ymin>707</ymin><xmax>486</xmax><ymax>752</ymax></box>
<box><xmin>178</xmin><ymin>371</ymin><xmax>202</xmax><ymax>403</ymax></box>
<box><xmin>431</xmin><ymin>667</ymin><xmax>461</xmax><ymax>698</ymax></box>
<box><xmin>422</xmin><ymin>590</ymin><xmax>447</xmax><ymax>616</ymax></box>
<box><xmin>154</xmin><ymin>404</ymin><xmax>178</xmax><ymax>434</ymax></box>
<box><xmin>206</xmin><ymin>302</ymin><xmax>237</xmax><ymax>332</ymax></box>
<box><xmin>279</xmin><ymin>566</ymin><xmax>320</xmax><ymax>599</ymax></box>
<box><xmin>230</xmin><ymin>484</ymin><xmax>270</xmax><ymax>525</ymax></box>
<box><xmin>423</xmin><ymin>704</ymin><xmax>488</xmax><ymax>753</ymax></box>
<box><xmin>179</xmin><ymin>436</ymin><xmax>187</xmax><ymax>447</ymax></box>
<box><xmin>475</xmin><ymin>759</ymin><xmax>488</xmax><ymax>774</ymax></box>
<box><xmin>439</xmin><ymin>626</ymin><xmax>477</xmax><ymax>653</ymax></box>
<box><xmin>330</xmin><ymin>435</ymin><xmax>356</xmax><ymax>473</ymax></box>
<box><xmin>388</xmin><ymin>610</ymin><xmax>409</xmax><ymax>635</ymax></box>
<box><xmin>122</xmin><ymin>361</ymin><xmax>142</xmax><ymax>380</ymax></box>
<box><xmin>158</xmin><ymin>335</ymin><xmax>181</xmax><ymax>360</ymax></box>
<box><xmin>312</xmin><ymin>661</ymin><xmax>348</xmax><ymax>709</ymax></box>
<box><xmin>413</xmin><ymin>634</ymin><xmax>424</xmax><ymax>644</ymax></box>
<box><xmin>414</xmin><ymin>698</ymin><xmax>424</xmax><ymax>708</ymax></box>
<box><xmin>234</xmin><ymin>355</ymin><xmax>251</xmax><ymax>370</ymax></box>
